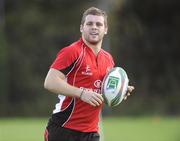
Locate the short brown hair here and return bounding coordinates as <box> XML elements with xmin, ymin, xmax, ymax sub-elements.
<box><xmin>81</xmin><ymin>7</ymin><xmax>108</xmax><ymax>27</ymax></box>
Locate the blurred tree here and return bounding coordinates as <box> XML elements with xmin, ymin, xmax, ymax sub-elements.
<box><xmin>4</xmin><ymin>0</ymin><xmax>95</xmax><ymax>116</ymax></box>
<box><xmin>110</xmin><ymin>0</ymin><xmax>180</xmax><ymax>115</ymax></box>
<box><xmin>0</xmin><ymin>0</ymin><xmax>9</xmax><ymax>115</ymax></box>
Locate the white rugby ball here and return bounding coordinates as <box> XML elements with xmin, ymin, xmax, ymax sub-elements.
<box><xmin>101</xmin><ymin>67</ymin><xmax>129</xmax><ymax>107</ymax></box>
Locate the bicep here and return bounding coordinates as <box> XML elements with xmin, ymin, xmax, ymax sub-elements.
<box><xmin>48</xmin><ymin>68</ymin><xmax>66</xmax><ymax>79</ymax></box>
<box><xmin>44</xmin><ymin>68</ymin><xmax>66</xmax><ymax>87</ymax></box>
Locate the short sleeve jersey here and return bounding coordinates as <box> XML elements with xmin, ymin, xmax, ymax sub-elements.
<box><xmin>50</xmin><ymin>38</ymin><xmax>114</xmax><ymax>132</ymax></box>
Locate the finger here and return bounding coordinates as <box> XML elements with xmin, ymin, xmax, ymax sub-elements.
<box><xmin>127</xmin><ymin>86</ymin><xmax>135</xmax><ymax>92</ymax></box>
<box><xmin>92</xmin><ymin>95</ymin><xmax>103</xmax><ymax>105</ymax></box>
<box><xmin>95</xmin><ymin>94</ymin><xmax>104</xmax><ymax>102</ymax></box>
<box><xmin>128</xmin><ymin>86</ymin><xmax>133</xmax><ymax>90</ymax></box>
<box><xmin>129</xmin><ymin>86</ymin><xmax>135</xmax><ymax>90</ymax></box>
<box><xmin>89</xmin><ymin>101</ymin><xmax>97</xmax><ymax>107</ymax></box>
<box><xmin>98</xmin><ymin>94</ymin><xmax>104</xmax><ymax>102</ymax></box>
<box><xmin>127</xmin><ymin>87</ymin><xmax>132</xmax><ymax>92</ymax></box>
<box><xmin>124</xmin><ymin>96</ymin><xmax>127</xmax><ymax>100</ymax></box>
<box><xmin>90</xmin><ymin>98</ymin><xmax>100</xmax><ymax>106</ymax></box>
<box><xmin>93</xmin><ymin>98</ymin><xmax>102</xmax><ymax>105</ymax></box>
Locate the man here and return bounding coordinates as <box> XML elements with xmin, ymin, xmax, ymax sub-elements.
<box><xmin>44</xmin><ymin>7</ymin><xmax>134</xmax><ymax>141</ymax></box>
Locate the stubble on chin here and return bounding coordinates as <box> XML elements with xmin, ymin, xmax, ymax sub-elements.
<box><xmin>88</xmin><ymin>40</ymin><xmax>99</xmax><ymax>45</ymax></box>
<box><xmin>87</xmin><ymin>36</ymin><xmax>102</xmax><ymax>45</ymax></box>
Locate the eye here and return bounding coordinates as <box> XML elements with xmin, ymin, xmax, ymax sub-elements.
<box><xmin>86</xmin><ymin>22</ymin><xmax>93</xmax><ymax>26</ymax></box>
<box><xmin>96</xmin><ymin>22</ymin><xmax>103</xmax><ymax>27</ymax></box>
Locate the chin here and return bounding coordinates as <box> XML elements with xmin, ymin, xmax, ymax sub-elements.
<box><xmin>89</xmin><ymin>38</ymin><xmax>101</xmax><ymax>44</ymax></box>
<box><xmin>89</xmin><ymin>40</ymin><xmax>99</xmax><ymax>45</ymax></box>
<box><xmin>84</xmin><ymin>36</ymin><xmax>102</xmax><ymax>45</ymax></box>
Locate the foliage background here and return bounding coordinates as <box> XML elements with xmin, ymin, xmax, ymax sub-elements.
<box><xmin>0</xmin><ymin>0</ymin><xmax>180</xmax><ymax>117</ymax></box>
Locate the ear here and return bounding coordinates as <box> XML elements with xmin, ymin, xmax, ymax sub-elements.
<box><xmin>80</xmin><ymin>25</ymin><xmax>83</xmax><ymax>33</ymax></box>
<box><xmin>104</xmin><ymin>27</ymin><xmax>108</xmax><ymax>35</ymax></box>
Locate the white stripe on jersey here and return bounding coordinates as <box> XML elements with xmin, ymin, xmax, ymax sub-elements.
<box><xmin>72</xmin><ymin>45</ymin><xmax>86</xmax><ymax>86</ymax></box>
<box><xmin>62</xmin><ymin>98</ymin><xmax>76</xmax><ymax>127</ymax></box>
<box><xmin>53</xmin><ymin>95</ymin><xmax>66</xmax><ymax>114</ymax></box>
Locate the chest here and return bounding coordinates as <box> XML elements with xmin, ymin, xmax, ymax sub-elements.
<box><xmin>66</xmin><ymin>48</ymin><xmax>114</xmax><ymax>88</ymax></box>
<box><xmin>78</xmin><ymin>51</ymin><xmax>112</xmax><ymax>80</ymax></box>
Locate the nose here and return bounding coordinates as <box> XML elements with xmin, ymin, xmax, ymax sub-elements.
<box><xmin>91</xmin><ymin>23</ymin><xmax>97</xmax><ymax>29</ymax></box>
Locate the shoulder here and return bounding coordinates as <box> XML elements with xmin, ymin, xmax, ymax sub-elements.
<box><xmin>100</xmin><ymin>49</ymin><xmax>113</xmax><ymax>59</ymax></box>
<box><xmin>57</xmin><ymin>40</ymin><xmax>82</xmax><ymax>56</ymax></box>
<box><xmin>100</xmin><ymin>49</ymin><xmax>115</xmax><ymax>66</ymax></box>
<box><xmin>50</xmin><ymin>39</ymin><xmax>84</xmax><ymax>70</ymax></box>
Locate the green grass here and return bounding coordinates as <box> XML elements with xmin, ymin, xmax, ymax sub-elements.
<box><xmin>0</xmin><ymin>117</ymin><xmax>180</xmax><ymax>141</ymax></box>
<box><xmin>103</xmin><ymin>117</ymin><xmax>180</xmax><ymax>141</ymax></box>
<box><xmin>0</xmin><ymin>118</ymin><xmax>47</xmax><ymax>141</ymax></box>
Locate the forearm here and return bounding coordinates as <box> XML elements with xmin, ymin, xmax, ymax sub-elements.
<box><xmin>44</xmin><ymin>68</ymin><xmax>104</xmax><ymax>107</ymax></box>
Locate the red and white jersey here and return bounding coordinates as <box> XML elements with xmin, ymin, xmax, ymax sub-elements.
<box><xmin>50</xmin><ymin>38</ymin><xmax>114</xmax><ymax>132</ymax></box>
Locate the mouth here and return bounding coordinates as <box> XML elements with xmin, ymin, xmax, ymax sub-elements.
<box><xmin>90</xmin><ymin>32</ymin><xmax>99</xmax><ymax>36</ymax></box>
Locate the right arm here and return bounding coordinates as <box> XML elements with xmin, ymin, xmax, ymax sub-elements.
<box><xmin>44</xmin><ymin>68</ymin><xmax>103</xmax><ymax>106</ymax></box>
<box><xmin>44</xmin><ymin>68</ymin><xmax>81</xmax><ymax>98</ymax></box>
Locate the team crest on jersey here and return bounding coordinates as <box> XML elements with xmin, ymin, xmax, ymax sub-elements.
<box><xmin>94</xmin><ymin>80</ymin><xmax>102</xmax><ymax>89</ymax></box>
<box><xmin>82</xmin><ymin>65</ymin><xmax>93</xmax><ymax>76</ymax></box>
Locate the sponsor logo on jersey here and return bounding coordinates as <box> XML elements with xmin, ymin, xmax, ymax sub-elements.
<box><xmin>81</xmin><ymin>65</ymin><xmax>93</xmax><ymax>76</ymax></box>
<box><xmin>80</xmin><ymin>79</ymin><xmax>102</xmax><ymax>94</ymax></box>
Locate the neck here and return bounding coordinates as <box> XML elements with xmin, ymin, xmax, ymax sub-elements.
<box><xmin>82</xmin><ymin>37</ymin><xmax>102</xmax><ymax>56</ymax></box>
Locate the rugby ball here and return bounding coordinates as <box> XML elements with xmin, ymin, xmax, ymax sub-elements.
<box><xmin>101</xmin><ymin>67</ymin><xmax>129</xmax><ymax>107</ymax></box>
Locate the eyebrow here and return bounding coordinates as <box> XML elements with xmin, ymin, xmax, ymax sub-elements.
<box><xmin>86</xmin><ymin>21</ymin><xmax>103</xmax><ymax>24</ymax></box>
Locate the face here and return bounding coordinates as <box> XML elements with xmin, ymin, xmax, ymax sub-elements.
<box><xmin>80</xmin><ymin>15</ymin><xmax>108</xmax><ymax>45</ymax></box>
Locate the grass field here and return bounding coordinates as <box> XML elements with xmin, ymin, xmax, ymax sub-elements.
<box><xmin>0</xmin><ymin>117</ymin><xmax>180</xmax><ymax>141</ymax></box>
